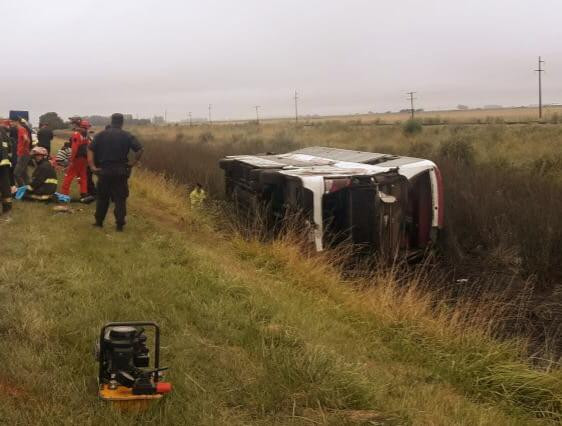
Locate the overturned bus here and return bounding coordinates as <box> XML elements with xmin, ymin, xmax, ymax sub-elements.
<box><xmin>219</xmin><ymin>147</ymin><xmax>444</xmax><ymax>258</ymax></box>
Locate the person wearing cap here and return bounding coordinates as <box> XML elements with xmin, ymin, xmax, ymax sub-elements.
<box><xmin>61</xmin><ymin>119</ymin><xmax>92</xmax><ymax>202</ymax></box>
<box><xmin>37</xmin><ymin>123</ymin><xmax>54</xmax><ymax>154</ymax></box>
<box><xmin>13</xmin><ymin>119</ymin><xmax>32</xmax><ymax>186</ymax></box>
<box><xmin>88</xmin><ymin>113</ymin><xmax>143</xmax><ymax>231</ymax></box>
<box><xmin>0</xmin><ymin>120</ymin><xmax>13</xmax><ymax>215</ymax></box>
<box><xmin>19</xmin><ymin>146</ymin><xmax>58</xmax><ymax>200</ymax></box>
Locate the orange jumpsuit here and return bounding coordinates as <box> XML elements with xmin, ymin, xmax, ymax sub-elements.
<box><xmin>61</xmin><ymin>131</ymin><xmax>88</xmax><ymax>195</ymax></box>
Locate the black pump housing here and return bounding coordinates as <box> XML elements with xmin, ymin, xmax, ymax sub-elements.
<box><xmin>97</xmin><ymin>321</ymin><xmax>166</xmax><ymax>393</ymax></box>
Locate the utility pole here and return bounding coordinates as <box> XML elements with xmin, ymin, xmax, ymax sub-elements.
<box><xmin>294</xmin><ymin>90</ymin><xmax>299</xmax><ymax>124</ymax></box>
<box><xmin>535</xmin><ymin>56</ymin><xmax>545</xmax><ymax>119</ymax></box>
<box><xmin>407</xmin><ymin>92</ymin><xmax>416</xmax><ymax>119</ymax></box>
<box><xmin>254</xmin><ymin>105</ymin><xmax>260</xmax><ymax>124</ymax></box>
<box><xmin>164</xmin><ymin>109</ymin><xmax>168</xmax><ymax>123</ymax></box>
<box><xmin>208</xmin><ymin>104</ymin><xmax>212</xmax><ymax>125</ymax></box>
<box><xmin>188</xmin><ymin>112</ymin><xmax>192</xmax><ymax>127</ymax></box>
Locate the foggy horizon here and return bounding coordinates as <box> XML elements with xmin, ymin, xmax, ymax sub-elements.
<box><xmin>2</xmin><ymin>0</ymin><xmax>562</xmax><ymax>124</ymax></box>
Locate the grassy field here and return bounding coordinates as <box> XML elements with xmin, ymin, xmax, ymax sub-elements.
<box><xmin>1</xmin><ymin>168</ymin><xmax>561</xmax><ymax>425</ymax></box>
<box><xmin>134</xmin><ymin>119</ymin><xmax>562</xmax><ymax>356</ymax></box>
<box><xmin>296</xmin><ymin>106</ymin><xmax>562</xmax><ymax>125</ymax></box>
<box><xmin>197</xmin><ymin>106</ymin><xmax>562</xmax><ymax>126</ymax></box>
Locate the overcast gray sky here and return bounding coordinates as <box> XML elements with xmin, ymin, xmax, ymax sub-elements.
<box><xmin>2</xmin><ymin>0</ymin><xmax>561</xmax><ymax>123</ymax></box>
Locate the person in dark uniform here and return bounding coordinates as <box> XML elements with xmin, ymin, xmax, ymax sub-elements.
<box><xmin>37</xmin><ymin>123</ymin><xmax>54</xmax><ymax>154</ymax></box>
<box><xmin>88</xmin><ymin>113</ymin><xmax>143</xmax><ymax>231</ymax></box>
<box><xmin>0</xmin><ymin>120</ymin><xmax>13</xmax><ymax>215</ymax></box>
<box><xmin>21</xmin><ymin>146</ymin><xmax>58</xmax><ymax>200</ymax></box>
<box><xmin>85</xmin><ymin>130</ymin><xmax>97</xmax><ymax>197</ymax></box>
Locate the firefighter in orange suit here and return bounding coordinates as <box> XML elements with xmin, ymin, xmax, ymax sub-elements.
<box><xmin>61</xmin><ymin>119</ymin><xmax>90</xmax><ymax>201</ymax></box>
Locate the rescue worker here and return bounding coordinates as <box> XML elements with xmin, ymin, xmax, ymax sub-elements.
<box><xmin>21</xmin><ymin>119</ymin><xmax>34</xmax><ymax>147</ymax></box>
<box><xmin>189</xmin><ymin>182</ymin><xmax>207</xmax><ymax>210</ymax></box>
<box><xmin>37</xmin><ymin>123</ymin><xmax>54</xmax><ymax>154</ymax></box>
<box><xmin>61</xmin><ymin>119</ymin><xmax>92</xmax><ymax>202</ymax></box>
<box><xmin>85</xmin><ymin>130</ymin><xmax>97</xmax><ymax>197</ymax></box>
<box><xmin>0</xmin><ymin>120</ymin><xmax>13</xmax><ymax>215</ymax></box>
<box><xmin>9</xmin><ymin>121</ymin><xmax>18</xmax><ymax>178</ymax></box>
<box><xmin>8</xmin><ymin>121</ymin><xmax>18</xmax><ymax>192</ymax></box>
<box><xmin>13</xmin><ymin>119</ymin><xmax>31</xmax><ymax>186</ymax></box>
<box><xmin>88</xmin><ymin>113</ymin><xmax>143</xmax><ymax>231</ymax></box>
<box><xmin>18</xmin><ymin>146</ymin><xmax>58</xmax><ymax>200</ymax></box>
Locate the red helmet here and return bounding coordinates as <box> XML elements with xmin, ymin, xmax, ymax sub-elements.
<box><xmin>30</xmin><ymin>146</ymin><xmax>49</xmax><ymax>157</ymax></box>
<box><xmin>79</xmin><ymin>120</ymin><xmax>91</xmax><ymax>129</ymax></box>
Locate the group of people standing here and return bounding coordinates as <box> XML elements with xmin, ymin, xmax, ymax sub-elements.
<box><xmin>0</xmin><ymin>113</ymin><xmax>143</xmax><ymax>231</ymax></box>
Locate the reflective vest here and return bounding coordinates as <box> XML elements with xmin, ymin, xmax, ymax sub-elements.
<box><xmin>189</xmin><ymin>188</ymin><xmax>207</xmax><ymax>209</ymax></box>
<box><xmin>0</xmin><ymin>134</ymin><xmax>12</xmax><ymax>167</ymax></box>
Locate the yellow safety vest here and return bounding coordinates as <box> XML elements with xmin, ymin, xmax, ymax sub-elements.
<box><xmin>0</xmin><ymin>141</ymin><xmax>11</xmax><ymax>167</ymax></box>
<box><xmin>189</xmin><ymin>188</ymin><xmax>207</xmax><ymax>209</ymax></box>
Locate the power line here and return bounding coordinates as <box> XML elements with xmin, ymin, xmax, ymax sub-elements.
<box><xmin>407</xmin><ymin>92</ymin><xmax>416</xmax><ymax>119</ymax></box>
<box><xmin>254</xmin><ymin>105</ymin><xmax>261</xmax><ymax>124</ymax></box>
<box><xmin>535</xmin><ymin>56</ymin><xmax>545</xmax><ymax>119</ymax></box>
<box><xmin>294</xmin><ymin>90</ymin><xmax>299</xmax><ymax>124</ymax></box>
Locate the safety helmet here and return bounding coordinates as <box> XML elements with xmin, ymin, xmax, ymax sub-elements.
<box><xmin>30</xmin><ymin>146</ymin><xmax>48</xmax><ymax>157</ymax></box>
<box><xmin>79</xmin><ymin>120</ymin><xmax>91</xmax><ymax>129</ymax></box>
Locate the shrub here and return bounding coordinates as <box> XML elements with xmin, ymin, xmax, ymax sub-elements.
<box><xmin>402</xmin><ymin>119</ymin><xmax>423</xmax><ymax>135</ymax></box>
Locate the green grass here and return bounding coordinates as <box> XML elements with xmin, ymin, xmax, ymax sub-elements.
<box><xmin>0</xmin><ymin>169</ymin><xmax>560</xmax><ymax>425</ymax></box>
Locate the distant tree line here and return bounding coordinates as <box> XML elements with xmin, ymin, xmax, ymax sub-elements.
<box><xmin>38</xmin><ymin>112</ymin><xmax>151</xmax><ymax>128</ymax></box>
<box><xmin>84</xmin><ymin>114</ymin><xmax>151</xmax><ymax>126</ymax></box>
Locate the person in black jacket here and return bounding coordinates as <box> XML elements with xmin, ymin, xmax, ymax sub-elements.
<box><xmin>37</xmin><ymin>123</ymin><xmax>54</xmax><ymax>154</ymax></box>
<box><xmin>23</xmin><ymin>146</ymin><xmax>58</xmax><ymax>200</ymax></box>
<box><xmin>88</xmin><ymin>113</ymin><xmax>143</xmax><ymax>231</ymax></box>
<box><xmin>0</xmin><ymin>121</ymin><xmax>13</xmax><ymax>215</ymax></box>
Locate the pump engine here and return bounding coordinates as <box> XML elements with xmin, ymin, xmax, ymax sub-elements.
<box><xmin>96</xmin><ymin>322</ymin><xmax>172</xmax><ymax>400</ymax></box>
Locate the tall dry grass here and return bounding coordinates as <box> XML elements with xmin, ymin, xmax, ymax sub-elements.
<box><xmin>135</xmin><ymin>121</ymin><xmax>562</xmax><ymax>353</ymax></box>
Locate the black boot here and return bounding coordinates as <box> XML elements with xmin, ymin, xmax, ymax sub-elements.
<box><xmin>2</xmin><ymin>202</ymin><xmax>12</xmax><ymax>214</ymax></box>
<box><xmin>80</xmin><ymin>193</ymin><xmax>96</xmax><ymax>204</ymax></box>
